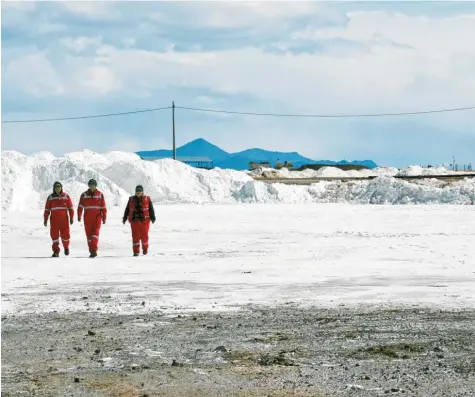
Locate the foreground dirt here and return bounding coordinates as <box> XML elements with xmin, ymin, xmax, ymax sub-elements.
<box><xmin>2</xmin><ymin>305</ymin><xmax>475</xmax><ymax>397</ymax></box>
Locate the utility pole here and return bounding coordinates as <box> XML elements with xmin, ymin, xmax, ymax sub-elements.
<box><xmin>172</xmin><ymin>101</ymin><xmax>176</xmax><ymax>160</ymax></box>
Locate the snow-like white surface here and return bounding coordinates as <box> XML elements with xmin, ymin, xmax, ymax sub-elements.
<box><xmin>2</xmin><ymin>150</ymin><xmax>475</xmax><ymax>211</ymax></box>
<box><xmin>2</xmin><ymin>205</ymin><xmax>475</xmax><ymax>315</ymax></box>
<box><xmin>396</xmin><ymin>165</ymin><xmax>467</xmax><ymax>177</ymax></box>
<box><xmin>250</xmin><ymin>166</ymin><xmax>384</xmax><ymax>179</ymax></box>
<box><xmin>1</xmin><ymin>150</ymin><xmax>131</xmax><ymax>212</ymax></box>
<box><xmin>250</xmin><ymin>164</ymin><xmax>473</xmax><ymax>179</ymax></box>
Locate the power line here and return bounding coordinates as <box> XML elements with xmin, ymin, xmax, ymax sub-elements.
<box><xmin>2</xmin><ymin>103</ymin><xmax>475</xmax><ymax>124</ymax></box>
<box><xmin>176</xmin><ymin>105</ymin><xmax>475</xmax><ymax>118</ymax></box>
<box><xmin>1</xmin><ymin>106</ymin><xmax>172</xmax><ymax>124</ymax></box>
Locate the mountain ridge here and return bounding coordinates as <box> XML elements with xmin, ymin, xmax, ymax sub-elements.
<box><xmin>136</xmin><ymin>138</ymin><xmax>378</xmax><ymax>170</ymax></box>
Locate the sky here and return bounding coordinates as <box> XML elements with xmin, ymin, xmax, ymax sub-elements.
<box><xmin>1</xmin><ymin>1</ymin><xmax>475</xmax><ymax>168</ymax></box>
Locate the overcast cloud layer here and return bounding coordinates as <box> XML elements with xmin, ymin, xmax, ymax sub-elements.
<box><xmin>2</xmin><ymin>1</ymin><xmax>475</xmax><ymax>167</ymax></box>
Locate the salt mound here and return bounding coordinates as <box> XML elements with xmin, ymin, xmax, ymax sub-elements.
<box><xmin>372</xmin><ymin>166</ymin><xmax>399</xmax><ymax>177</ymax></box>
<box><xmin>251</xmin><ymin>164</ymin><xmax>473</xmax><ymax>179</ymax></box>
<box><xmin>314</xmin><ymin>166</ymin><xmax>348</xmax><ymax>177</ymax></box>
<box><xmin>100</xmin><ymin>158</ymin><xmax>253</xmax><ymax>204</ymax></box>
<box><xmin>253</xmin><ymin>166</ymin><xmax>374</xmax><ymax>179</ymax></box>
<box><xmin>235</xmin><ymin>176</ymin><xmax>475</xmax><ymax>205</ymax></box>
<box><xmin>65</xmin><ymin>149</ymin><xmax>142</xmax><ymax>171</ymax></box>
<box><xmin>31</xmin><ymin>151</ymin><xmax>57</xmax><ymax>164</ymax></box>
<box><xmin>397</xmin><ymin>165</ymin><xmax>427</xmax><ymax>176</ymax></box>
<box><xmin>396</xmin><ymin>165</ymin><xmax>467</xmax><ymax>177</ymax></box>
<box><xmin>2</xmin><ymin>150</ymin><xmax>474</xmax><ymax>212</ymax></box>
<box><xmin>2</xmin><ymin>152</ymin><xmax>130</xmax><ymax>212</ymax></box>
<box><xmin>251</xmin><ymin>165</ymin><xmax>399</xmax><ymax>179</ymax></box>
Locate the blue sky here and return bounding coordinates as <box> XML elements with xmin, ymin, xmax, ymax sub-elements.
<box><xmin>2</xmin><ymin>1</ymin><xmax>475</xmax><ymax>168</ymax></box>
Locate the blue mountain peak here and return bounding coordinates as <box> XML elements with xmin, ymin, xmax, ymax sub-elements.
<box><xmin>136</xmin><ymin>138</ymin><xmax>378</xmax><ymax>170</ymax></box>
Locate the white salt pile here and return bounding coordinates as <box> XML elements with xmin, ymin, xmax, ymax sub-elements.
<box><xmin>2</xmin><ymin>150</ymin><xmax>474</xmax><ymax>211</ymax></box>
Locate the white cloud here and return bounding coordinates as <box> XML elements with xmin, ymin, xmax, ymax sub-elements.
<box><xmin>1</xmin><ymin>1</ymin><xmax>36</xmax><ymax>12</ymax></box>
<box><xmin>100</xmin><ymin>45</ymin><xmax>474</xmax><ymax>115</ymax></box>
<box><xmin>22</xmin><ymin>9</ymin><xmax>470</xmax><ymax>120</ymax></box>
<box><xmin>295</xmin><ymin>11</ymin><xmax>475</xmax><ymax>55</ymax></box>
<box><xmin>60</xmin><ymin>36</ymin><xmax>103</xmax><ymax>53</ymax></box>
<box><xmin>76</xmin><ymin>65</ymin><xmax>121</xmax><ymax>96</ymax></box>
<box><xmin>58</xmin><ymin>1</ymin><xmax>119</xmax><ymax>20</ymax></box>
<box><xmin>194</xmin><ymin>96</ymin><xmax>214</xmax><ymax>104</ymax></box>
<box><xmin>149</xmin><ymin>1</ymin><xmax>335</xmax><ymax>28</ymax></box>
<box><xmin>122</xmin><ymin>38</ymin><xmax>136</xmax><ymax>48</ymax></box>
<box><xmin>2</xmin><ymin>47</ymin><xmax>121</xmax><ymax>97</ymax></box>
<box><xmin>1</xmin><ymin>1</ymin><xmax>37</xmax><ymax>29</ymax></box>
<box><xmin>3</xmin><ymin>2</ymin><xmax>475</xmax><ymax>162</ymax></box>
<box><xmin>4</xmin><ymin>7</ymin><xmax>475</xmax><ymax>128</ymax></box>
<box><xmin>36</xmin><ymin>22</ymin><xmax>68</xmax><ymax>34</ymax></box>
<box><xmin>4</xmin><ymin>52</ymin><xmax>64</xmax><ymax>97</ymax></box>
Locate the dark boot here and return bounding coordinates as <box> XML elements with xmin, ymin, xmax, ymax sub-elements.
<box><xmin>143</xmin><ymin>249</ymin><xmax>148</xmax><ymax>255</ymax></box>
<box><xmin>64</xmin><ymin>248</ymin><xmax>70</xmax><ymax>256</ymax></box>
<box><xmin>89</xmin><ymin>251</ymin><xmax>97</xmax><ymax>258</ymax></box>
<box><xmin>133</xmin><ymin>252</ymin><xmax>139</xmax><ymax>257</ymax></box>
<box><xmin>52</xmin><ymin>252</ymin><xmax>59</xmax><ymax>258</ymax></box>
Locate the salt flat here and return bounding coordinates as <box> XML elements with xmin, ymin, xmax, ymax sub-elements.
<box><xmin>2</xmin><ymin>203</ymin><xmax>475</xmax><ymax>315</ymax></box>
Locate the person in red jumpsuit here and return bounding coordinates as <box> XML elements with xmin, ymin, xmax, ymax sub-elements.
<box><xmin>77</xmin><ymin>179</ymin><xmax>107</xmax><ymax>258</ymax></box>
<box><xmin>44</xmin><ymin>181</ymin><xmax>74</xmax><ymax>257</ymax></box>
<box><xmin>122</xmin><ymin>185</ymin><xmax>156</xmax><ymax>256</ymax></box>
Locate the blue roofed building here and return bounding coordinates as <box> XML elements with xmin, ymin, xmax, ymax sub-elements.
<box><xmin>140</xmin><ymin>155</ymin><xmax>214</xmax><ymax>169</ymax></box>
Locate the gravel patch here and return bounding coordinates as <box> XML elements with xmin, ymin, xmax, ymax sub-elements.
<box><xmin>2</xmin><ymin>305</ymin><xmax>475</xmax><ymax>396</ymax></box>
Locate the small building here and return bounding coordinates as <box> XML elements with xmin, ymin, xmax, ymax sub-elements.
<box><xmin>140</xmin><ymin>156</ymin><xmax>214</xmax><ymax>169</ymax></box>
<box><xmin>249</xmin><ymin>161</ymin><xmax>271</xmax><ymax>170</ymax></box>
<box><xmin>178</xmin><ymin>156</ymin><xmax>214</xmax><ymax>169</ymax></box>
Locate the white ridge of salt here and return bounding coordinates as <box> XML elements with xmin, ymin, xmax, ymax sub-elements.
<box><xmin>395</xmin><ymin>164</ymin><xmax>471</xmax><ymax>177</ymax></box>
<box><xmin>2</xmin><ymin>150</ymin><xmax>475</xmax><ymax>212</ymax></box>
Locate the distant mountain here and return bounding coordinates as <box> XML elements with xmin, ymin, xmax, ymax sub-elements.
<box><xmin>137</xmin><ymin>138</ymin><xmax>378</xmax><ymax>170</ymax></box>
<box><xmin>233</xmin><ymin>149</ymin><xmax>314</xmax><ymax>164</ymax></box>
<box><xmin>337</xmin><ymin>159</ymin><xmax>379</xmax><ymax>168</ymax></box>
<box><xmin>214</xmin><ymin>155</ymin><xmax>257</xmax><ymax>170</ymax></box>
<box><xmin>210</xmin><ymin>148</ymin><xmax>314</xmax><ymax>171</ymax></box>
<box><xmin>137</xmin><ymin>138</ymin><xmax>230</xmax><ymax>161</ymax></box>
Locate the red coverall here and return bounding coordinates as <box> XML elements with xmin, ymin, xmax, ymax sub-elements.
<box><xmin>44</xmin><ymin>192</ymin><xmax>74</xmax><ymax>254</ymax></box>
<box><xmin>77</xmin><ymin>189</ymin><xmax>107</xmax><ymax>254</ymax></box>
<box><xmin>123</xmin><ymin>195</ymin><xmax>155</xmax><ymax>255</ymax></box>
